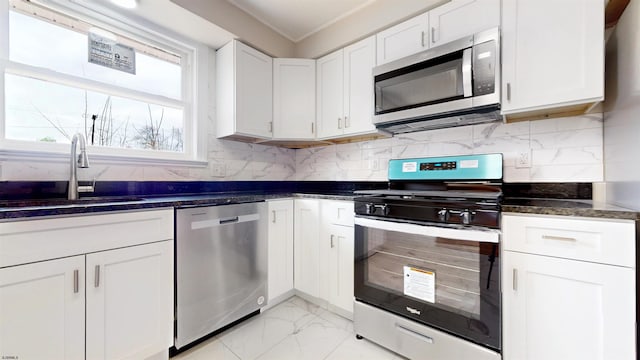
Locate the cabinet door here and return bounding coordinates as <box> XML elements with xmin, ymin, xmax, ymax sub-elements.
<box><xmin>316</xmin><ymin>49</ymin><xmax>344</xmax><ymax>138</ymax></box>
<box><xmin>376</xmin><ymin>12</ymin><xmax>429</xmax><ymax>65</ymax></box>
<box><xmin>294</xmin><ymin>199</ymin><xmax>321</xmax><ymax>298</ymax></box>
<box><xmin>235</xmin><ymin>41</ymin><xmax>273</xmax><ymax>138</ymax></box>
<box><xmin>501</xmin><ymin>0</ymin><xmax>604</xmax><ymax>114</ymax></box>
<box><xmin>429</xmin><ymin>0</ymin><xmax>500</xmax><ymax>47</ymax></box>
<box><xmin>503</xmin><ymin>251</ymin><xmax>635</xmax><ymax>360</ymax></box>
<box><xmin>343</xmin><ymin>36</ymin><xmax>376</xmax><ymax>135</ymax></box>
<box><xmin>267</xmin><ymin>199</ymin><xmax>294</xmax><ymax>302</ymax></box>
<box><xmin>328</xmin><ymin>224</ymin><xmax>354</xmax><ymax>316</ymax></box>
<box><xmin>273</xmin><ymin>59</ymin><xmax>316</xmax><ymax>139</ymax></box>
<box><xmin>86</xmin><ymin>241</ymin><xmax>173</xmax><ymax>360</ymax></box>
<box><xmin>0</xmin><ymin>256</ymin><xmax>85</xmax><ymax>360</ymax></box>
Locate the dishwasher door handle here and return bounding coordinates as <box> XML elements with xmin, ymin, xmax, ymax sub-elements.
<box><xmin>220</xmin><ymin>217</ymin><xmax>239</xmax><ymax>224</ymax></box>
<box><xmin>191</xmin><ymin>213</ymin><xmax>260</xmax><ymax>230</ymax></box>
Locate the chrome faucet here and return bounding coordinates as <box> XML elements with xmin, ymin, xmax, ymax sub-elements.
<box><xmin>68</xmin><ymin>133</ymin><xmax>91</xmax><ymax>200</ymax></box>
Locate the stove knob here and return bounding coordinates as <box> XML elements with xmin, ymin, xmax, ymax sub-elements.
<box><xmin>365</xmin><ymin>203</ymin><xmax>374</xmax><ymax>214</ymax></box>
<box><xmin>381</xmin><ymin>204</ymin><xmax>390</xmax><ymax>215</ymax></box>
<box><xmin>460</xmin><ymin>210</ymin><xmax>474</xmax><ymax>225</ymax></box>
<box><xmin>438</xmin><ymin>209</ymin><xmax>449</xmax><ymax>222</ymax></box>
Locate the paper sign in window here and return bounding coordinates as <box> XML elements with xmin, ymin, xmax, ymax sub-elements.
<box><xmin>88</xmin><ymin>32</ymin><xmax>136</xmax><ymax>74</ymax></box>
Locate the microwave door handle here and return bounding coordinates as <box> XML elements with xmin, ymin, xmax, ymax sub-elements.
<box><xmin>462</xmin><ymin>48</ymin><xmax>473</xmax><ymax>98</ymax></box>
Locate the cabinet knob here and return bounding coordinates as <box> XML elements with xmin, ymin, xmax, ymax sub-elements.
<box><xmin>338</xmin><ymin>117</ymin><xmax>343</xmax><ymax>129</ymax></box>
<box><xmin>507</xmin><ymin>83</ymin><xmax>512</xmax><ymax>101</ymax></box>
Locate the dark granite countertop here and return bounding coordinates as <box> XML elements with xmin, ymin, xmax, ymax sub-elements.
<box><xmin>0</xmin><ymin>192</ymin><xmax>358</xmax><ymax>220</ymax></box>
<box><xmin>502</xmin><ymin>198</ymin><xmax>640</xmax><ymax>220</ymax></box>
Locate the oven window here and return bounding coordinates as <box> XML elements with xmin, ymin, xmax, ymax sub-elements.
<box><xmin>362</xmin><ymin>226</ymin><xmax>497</xmax><ymax>319</ymax></box>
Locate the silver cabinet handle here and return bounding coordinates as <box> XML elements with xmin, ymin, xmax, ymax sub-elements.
<box><xmin>269</xmin><ymin>121</ymin><xmax>273</xmax><ymax>133</ymax></box>
<box><xmin>272</xmin><ymin>210</ymin><xmax>276</xmax><ymax>223</ymax></box>
<box><xmin>542</xmin><ymin>235</ymin><xmax>577</xmax><ymax>242</ymax></box>
<box><xmin>507</xmin><ymin>83</ymin><xmax>511</xmax><ymax>101</ymax></box>
<box><xmin>421</xmin><ymin>31</ymin><xmax>425</xmax><ymax>47</ymax></box>
<box><xmin>73</xmin><ymin>269</ymin><xmax>79</xmax><ymax>293</ymax></box>
<box><xmin>338</xmin><ymin>117</ymin><xmax>342</xmax><ymax>129</ymax></box>
<box><xmin>431</xmin><ymin>27</ymin><xmax>436</xmax><ymax>44</ymax></box>
<box><xmin>95</xmin><ymin>265</ymin><xmax>100</xmax><ymax>288</ymax></box>
<box><xmin>512</xmin><ymin>268</ymin><xmax>518</xmax><ymax>291</ymax></box>
<box><xmin>311</xmin><ymin>123</ymin><xmax>315</xmax><ymax>134</ymax></box>
<box><xmin>330</xmin><ymin>235</ymin><xmax>335</xmax><ymax>248</ymax></box>
<box><xmin>345</xmin><ymin>116</ymin><xmax>349</xmax><ymax>128</ymax></box>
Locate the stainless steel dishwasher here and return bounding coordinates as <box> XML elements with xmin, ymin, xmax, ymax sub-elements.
<box><xmin>174</xmin><ymin>202</ymin><xmax>267</xmax><ymax>350</ymax></box>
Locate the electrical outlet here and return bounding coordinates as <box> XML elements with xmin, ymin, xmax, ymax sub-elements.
<box><xmin>516</xmin><ymin>150</ymin><xmax>531</xmax><ymax>168</ymax></box>
<box><xmin>210</xmin><ymin>163</ymin><xmax>226</xmax><ymax>177</ymax></box>
<box><xmin>368</xmin><ymin>159</ymin><xmax>380</xmax><ymax>171</ymax></box>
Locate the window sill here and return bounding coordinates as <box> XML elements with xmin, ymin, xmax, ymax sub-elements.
<box><xmin>0</xmin><ymin>148</ymin><xmax>208</xmax><ymax>168</ymax></box>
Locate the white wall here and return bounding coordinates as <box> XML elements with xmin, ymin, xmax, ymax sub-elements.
<box><xmin>603</xmin><ymin>0</ymin><xmax>640</xmax><ymax>210</ymax></box>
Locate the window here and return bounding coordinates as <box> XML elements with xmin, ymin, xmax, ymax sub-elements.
<box><xmin>0</xmin><ymin>0</ymin><xmax>205</xmax><ymax>163</ymax></box>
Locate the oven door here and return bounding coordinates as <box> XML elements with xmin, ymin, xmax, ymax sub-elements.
<box><xmin>354</xmin><ymin>216</ymin><xmax>500</xmax><ymax>351</ymax></box>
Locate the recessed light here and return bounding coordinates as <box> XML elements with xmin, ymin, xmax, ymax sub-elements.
<box><xmin>110</xmin><ymin>0</ymin><xmax>137</xmax><ymax>9</ymax></box>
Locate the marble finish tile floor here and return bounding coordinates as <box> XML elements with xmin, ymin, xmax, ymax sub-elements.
<box><xmin>173</xmin><ymin>296</ymin><xmax>405</xmax><ymax>360</ymax></box>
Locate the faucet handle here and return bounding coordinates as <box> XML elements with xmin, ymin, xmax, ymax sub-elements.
<box><xmin>78</xmin><ymin>178</ymin><xmax>96</xmax><ymax>193</ymax></box>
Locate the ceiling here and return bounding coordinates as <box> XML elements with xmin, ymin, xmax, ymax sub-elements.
<box><xmin>226</xmin><ymin>0</ymin><xmax>377</xmax><ymax>42</ymax></box>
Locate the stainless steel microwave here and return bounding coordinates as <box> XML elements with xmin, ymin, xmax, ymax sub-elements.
<box><xmin>373</xmin><ymin>27</ymin><xmax>500</xmax><ymax>134</ymax></box>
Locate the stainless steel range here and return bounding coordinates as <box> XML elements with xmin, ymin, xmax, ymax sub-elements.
<box><xmin>353</xmin><ymin>154</ymin><xmax>502</xmax><ymax>360</ymax></box>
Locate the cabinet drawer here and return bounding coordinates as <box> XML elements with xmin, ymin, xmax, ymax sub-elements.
<box><xmin>502</xmin><ymin>214</ymin><xmax>635</xmax><ymax>267</ymax></box>
<box><xmin>0</xmin><ymin>208</ymin><xmax>174</xmax><ymax>268</ymax></box>
<box><xmin>321</xmin><ymin>200</ymin><xmax>354</xmax><ymax>226</ymax></box>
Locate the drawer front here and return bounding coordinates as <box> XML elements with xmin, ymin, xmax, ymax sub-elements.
<box><xmin>0</xmin><ymin>208</ymin><xmax>174</xmax><ymax>268</ymax></box>
<box><xmin>502</xmin><ymin>213</ymin><xmax>635</xmax><ymax>267</ymax></box>
<box><xmin>354</xmin><ymin>301</ymin><xmax>500</xmax><ymax>360</ymax></box>
<box><xmin>322</xmin><ymin>200</ymin><xmax>354</xmax><ymax>226</ymax></box>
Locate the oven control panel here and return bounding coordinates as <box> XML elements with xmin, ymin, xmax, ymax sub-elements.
<box><xmin>420</xmin><ymin>161</ymin><xmax>457</xmax><ymax>171</ymax></box>
<box><xmin>388</xmin><ymin>154</ymin><xmax>503</xmax><ymax>181</ymax></box>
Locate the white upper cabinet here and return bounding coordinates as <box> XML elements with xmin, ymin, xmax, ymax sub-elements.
<box><xmin>376</xmin><ymin>13</ymin><xmax>429</xmax><ymax>65</ymax></box>
<box><xmin>501</xmin><ymin>0</ymin><xmax>604</xmax><ymax>117</ymax></box>
<box><xmin>316</xmin><ymin>48</ymin><xmax>345</xmax><ymax>139</ymax></box>
<box><xmin>217</xmin><ymin>40</ymin><xmax>273</xmax><ymax>140</ymax></box>
<box><xmin>273</xmin><ymin>59</ymin><xmax>316</xmax><ymax>140</ymax></box>
<box><xmin>317</xmin><ymin>36</ymin><xmax>376</xmax><ymax>139</ymax></box>
<box><xmin>343</xmin><ymin>36</ymin><xmax>377</xmax><ymax>135</ymax></box>
<box><xmin>428</xmin><ymin>0</ymin><xmax>500</xmax><ymax>47</ymax></box>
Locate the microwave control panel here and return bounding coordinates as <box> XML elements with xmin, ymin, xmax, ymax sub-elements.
<box><xmin>473</xmin><ymin>40</ymin><xmax>496</xmax><ymax>96</ymax></box>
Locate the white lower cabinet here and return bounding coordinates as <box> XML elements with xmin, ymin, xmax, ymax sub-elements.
<box><xmin>267</xmin><ymin>199</ymin><xmax>295</xmax><ymax>304</ymax></box>
<box><xmin>325</xmin><ymin>223</ymin><xmax>354</xmax><ymax>316</ymax></box>
<box><xmin>0</xmin><ymin>256</ymin><xmax>85</xmax><ymax>360</ymax></box>
<box><xmin>294</xmin><ymin>199</ymin><xmax>321</xmax><ymax>298</ymax></box>
<box><xmin>295</xmin><ymin>199</ymin><xmax>355</xmax><ymax>318</ymax></box>
<box><xmin>0</xmin><ymin>209</ymin><xmax>174</xmax><ymax>360</ymax></box>
<box><xmin>86</xmin><ymin>241</ymin><xmax>173</xmax><ymax>360</ymax></box>
<box><xmin>502</xmin><ymin>214</ymin><xmax>636</xmax><ymax>360</ymax></box>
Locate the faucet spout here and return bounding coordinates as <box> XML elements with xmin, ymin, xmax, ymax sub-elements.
<box><xmin>69</xmin><ymin>133</ymin><xmax>90</xmax><ymax>200</ymax></box>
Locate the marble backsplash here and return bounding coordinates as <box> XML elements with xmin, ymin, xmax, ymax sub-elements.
<box><xmin>296</xmin><ymin>113</ymin><xmax>604</xmax><ymax>182</ymax></box>
<box><xmin>0</xmin><ymin>113</ymin><xmax>603</xmax><ymax>183</ymax></box>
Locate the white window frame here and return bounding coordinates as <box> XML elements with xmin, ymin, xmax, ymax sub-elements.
<box><xmin>0</xmin><ymin>0</ymin><xmax>208</xmax><ymax>167</ymax></box>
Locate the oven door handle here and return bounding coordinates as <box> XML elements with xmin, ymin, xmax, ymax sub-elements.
<box><xmin>354</xmin><ymin>217</ymin><xmax>499</xmax><ymax>243</ymax></box>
